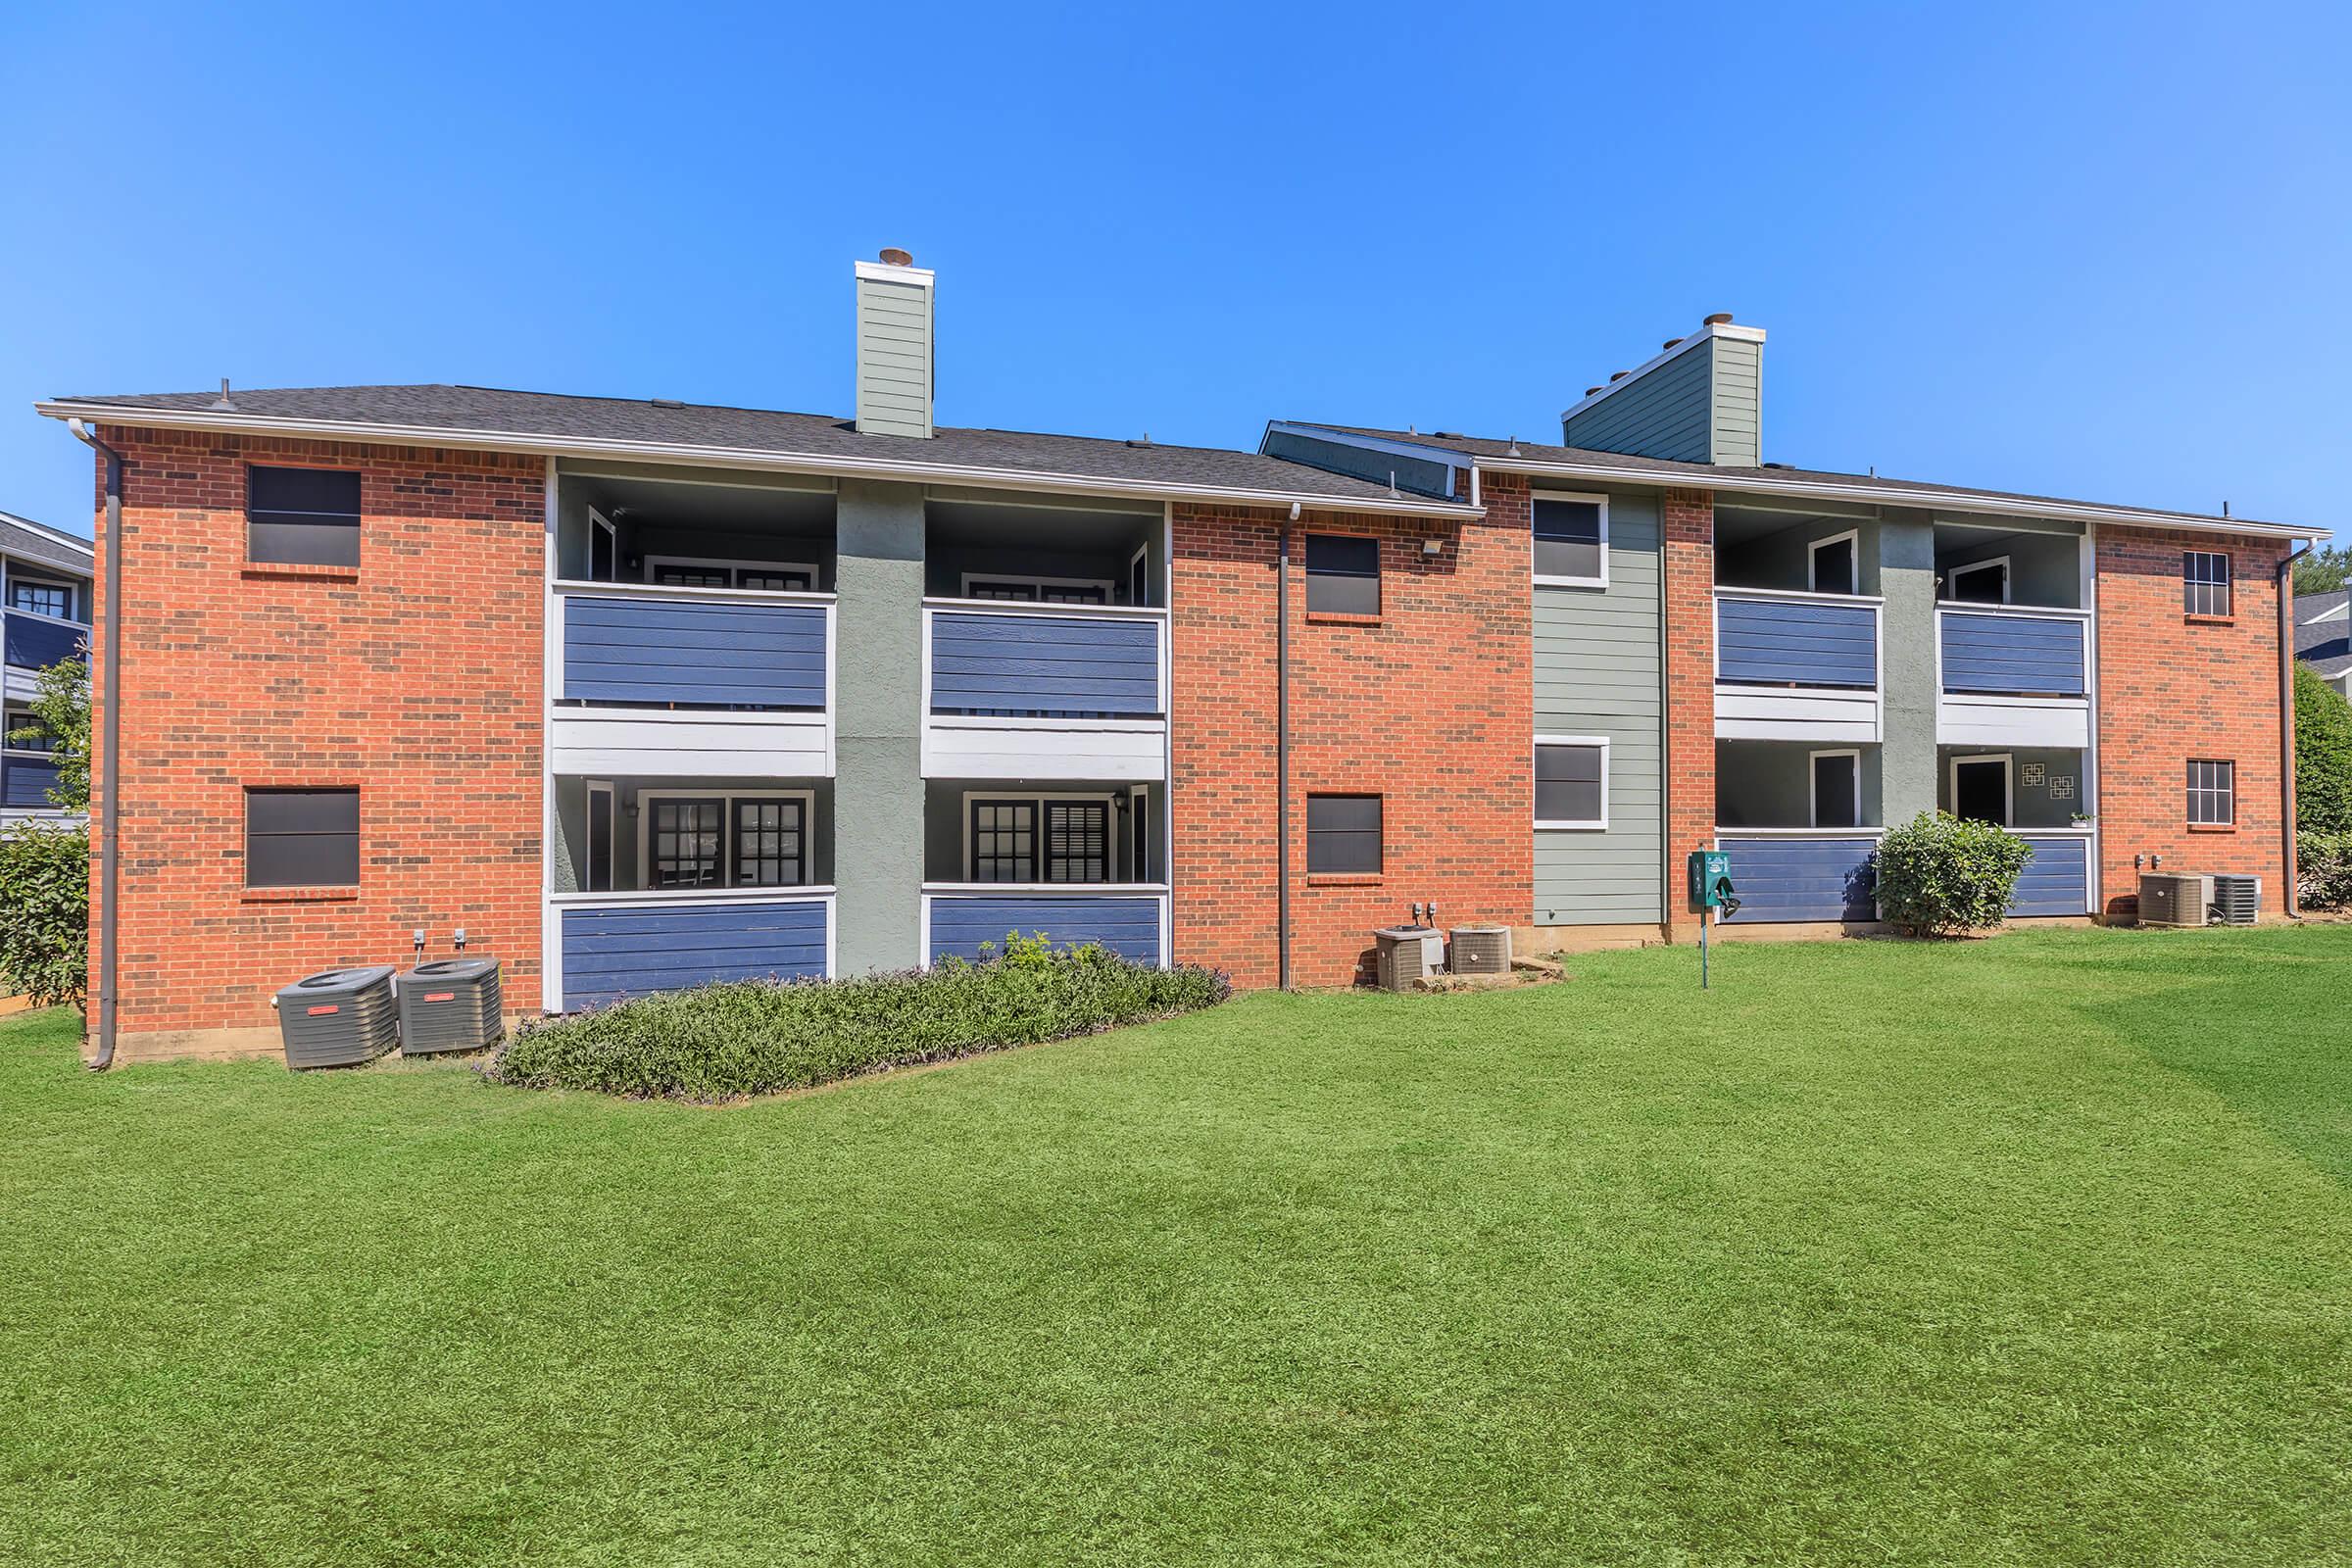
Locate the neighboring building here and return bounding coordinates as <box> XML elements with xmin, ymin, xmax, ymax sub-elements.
<box><xmin>36</xmin><ymin>257</ymin><xmax>2327</xmax><ymax>1059</ymax></box>
<box><xmin>0</xmin><ymin>509</ymin><xmax>93</xmax><ymax>823</ymax></box>
<box><xmin>2298</xmin><ymin>589</ymin><xmax>2350</xmax><ymax>696</ymax></box>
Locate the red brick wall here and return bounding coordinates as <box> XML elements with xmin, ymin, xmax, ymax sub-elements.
<box><xmin>1660</xmin><ymin>487</ymin><xmax>1716</xmax><ymax>939</ymax></box>
<box><xmin>1169</xmin><ymin>497</ymin><xmax>1533</xmax><ymax>988</ymax></box>
<box><xmin>89</xmin><ymin>426</ymin><xmax>545</xmax><ymax>1044</ymax></box>
<box><xmin>2094</xmin><ymin>524</ymin><xmax>2292</xmax><ymax>916</ymax></box>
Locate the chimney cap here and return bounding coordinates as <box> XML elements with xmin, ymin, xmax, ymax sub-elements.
<box><xmin>1585</xmin><ymin>386</ymin><xmax>1603</xmax><ymax>397</ymax></box>
<box><xmin>1609</xmin><ymin>370</ymin><xmax>1630</xmax><ymax>382</ymax></box>
<box><xmin>1703</xmin><ymin>312</ymin><xmax>1735</xmax><ymax>326</ymax></box>
<box><xmin>878</xmin><ymin>247</ymin><xmax>913</xmax><ymax>267</ymax></box>
<box><xmin>1663</xmin><ymin>338</ymin><xmax>1684</xmax><ymax>351</ymax></box>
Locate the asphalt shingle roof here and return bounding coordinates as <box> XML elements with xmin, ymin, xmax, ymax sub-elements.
<box><xmin>49</xmin><ymin>384</ymin><xmax>1452</xmax><ymax>510</ymax></box>
<box><xmin>0</xmin><ymin>511</ymin><xmax>93</xmax><ymax>576</ymax></box>
<box><xmin>2298</xmin><ymin>590</ymin><xmax>2350</xmax><ymax>677</ymax></box>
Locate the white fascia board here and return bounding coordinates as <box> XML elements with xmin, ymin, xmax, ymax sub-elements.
<box><xmin>35</xmin><ymin>402</ymin><xmax>1479</xmax><ymax>520</ymax></box>
<box><xmin>0</xmin><ymin>510</ymin><xmax>95</xmax><ymax>559</ymax></box>
<box><xmin>1558</xmin><ymin>321</ymin><xmax>1766</xmax><ymax>424</ymax></box>
<box><xmin>854</xmin><ymin>260</ymin><xmax>936</xmax><ymax>285</ymax></box>
<box><xmin>1470</xmin><ymin>454</ymin><xmax>2327</xmax><ymax>542</ymax></box>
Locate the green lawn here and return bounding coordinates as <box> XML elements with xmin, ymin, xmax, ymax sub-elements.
<box><xmin>5</xmin><ymin>927</ymin><xmax>2350</xmax><ymax>1567</ymax></box>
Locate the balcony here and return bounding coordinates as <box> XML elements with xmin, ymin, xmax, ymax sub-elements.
<box><xmin>1712</xmin><ymin>826</ymin><xmax>2090</xmax><ymax>924</ymax></box>
<box><xmin>921</xmin><ymin>600</ymin><xmax>1168</xmax><ymax>781</ymax></box>
<box><xmin>548</xmin><ymin>581</ymin><xmax>835</xmax><ymax>776</ymax></box>
<box><xmin>921</xmin><ymin>885</ymin><xmax>1169</xmax><ymax>967</ymax></box>
<box><xmin>4</xmin><ymin>608</ymin><xmax>87</xmax><ymax>698</ymax></box>
<box><xmin>543</xmin><ymin>887</ymin><xmax>834</xmax><ymax>1011</ymax></box>
<box><xmin>1714</xmin><ymin>589</ymin><xmax>1882</xmax><ymax>742</ymax></box>
<box><xmin>1936</xmin><ymin>605</ymin><xmax>2091</xmax><ymax>748</ymax></box>
<box><xmin>0</xmin><ymin>749</ymin><xmax>63</xmax><ymax>815</ymax></box>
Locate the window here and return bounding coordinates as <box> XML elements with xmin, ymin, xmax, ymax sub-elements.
<box><xmin>970</xmin><ymin>799</ymin><xmax>1036</xmax><ymax>881</ymax></box>
<box><xmin>589</xmin><ymin>511</ymin><xmax>618</xmax><ymax>582</ymax></box>
<box><xmin>1305</xmin><ymin>794</ymin><xmax>1382</xmax><ymax>873</ymax></box>
<box><xmin>649</xmin><ymin>798</ymin><xmax>726</xmax><ymax>888</ymax></box>
<box><xmin>1535</xmin><ymin>740</ymin><xmax>1607</xmax><ymax>828</ymax></box>
<box><xmin>1128</xmin><ymin>544</ymin><xmax>1151</xmax><ymax>608</ymax></box>
<box><xmin>1532</xmin><ymin>495</ymin><xmax>1607</xmax><ymax>585</ymax></box>
<box><xmin>732</xmin><ymin>797</ymin><xmax>808</xmax><ymax>886</ymax></box>
<box><xmin>7</xmin><ymin>576</ymin><xmax>73</xmax><ymax>618</ymax></box>
<box><xmin>2184</xmin><ymin>551</ymin><xmax>2231</xmax><ymax>617</ymax></box>
<box><xmin>1949</xmin><ymin>756</ymin><xmax>2011</xmax><ymax>826</ymax></box>
<box><xmin>961</xmin><ymin>574</ymin><xmax>1110</xmax><ymax>604</ymax></box>
<box><xmin>247</xmin><ymin>466</ymin><xmax>361</xmax><ymax>567</ymax></box>
<box><xmin>967</xmin><ymin>797</ymin><xmax>1110</xmax><ymax>882</ymax></box>
<box><xmin>584</xmin><ymin>782</ymin><xmax>614</xmax><ymax>893</ymax></box>
<box><xmin>647</xmin><ymin>558</ymin><xmax>817</xmax><ymax>592</ymax></box>
<box><xmin>1808</xmin><ymin>532</ymin><xmax>1858</xmax><ymax>595</ymax></box>
<box><xmin>245</xmin><ymin>788</ymin><xmax>359</xmax><ymax>888</ymax></box>
<box><xmin>3</xmin><ymin>708</ymin><xmax>53</xmax><ymax>753</ymax></box>
<box><xmin>1130</xmin><ymin>789</ymin><xmax>1150</xmax><ymax>881</ymax></box>
<box><xmin>1944</xmin><ymin>558</ymin><xmax>2008</xmax><ymax>604</ymax></box>
<box><xmin>1304</xmin><ymin>534</ymin><xmax>1380</xmax><ymax>615</ymax></box>
<box><xmin>2187</xmin><ymin>760</ymin><xmax>2235</xmax><ymax>826</ymax></box>
<box><xmin>1810</xmin><ymin>750</ymin><xmax>1861</xmax><ymax>829</ymax></box>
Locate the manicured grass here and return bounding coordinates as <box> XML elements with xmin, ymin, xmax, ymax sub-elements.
<box><xmin>4</xmin><ymin>925</ymin><xmax>2350</xmax><ymax>1566</ymax></box>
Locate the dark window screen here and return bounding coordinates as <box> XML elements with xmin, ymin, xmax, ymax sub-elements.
<box><xmin>1811</xmin><ymin>535</ymin><xmax>1856</xmax><ymax>594</ymax></box>
<box><xmin>971</xmin><ymin>800</ymin><xmax>1037</xmax><ymax>881</ymax></box>
<box><xmin>585</xmin><ymin>788</ymin><xmax>613</xmax><ymax>892</ymax></box>
<box><xmin>247</xmin><ymin>466</ymin><xmax>361</xmax><ymax>567</ymax></box>
<box><xmin>733</xmin><ymin>798</ymin><xmax>807</xmax><ymax>886</ymax></box>
<box><xmin>1811</xmin><ymin>753</ymin><xmax>1859</xmax><ymax>828</ymax></box>
<box><xmin>2183</xmin><ymin>552</ymin><xmax>2230</xmax><ymax>616</ymax></box>
<box><xmin>1537</xmin><ymin>744</ymin><xmax>1604</xmax><ymax>823</ymax></box>
<box><xmin>1533</xmin><ymin>499</ymin><xmax>1604</xmax><ymax>580</ymax></box>
<box><xmin>654</xmin><ymin>564</ymin><xmax>731</xmax><ymax>589</ymax></box>
<box><xmin>1045</xmin><ymin>801</ymin><xmax>1109</xmax><ymax>883</ymax></box>
<box><xmin>736</xmin><ymin>568</ymin><xmax>814</xmax><ymax>592</ymax></box>
<box><xmin>1305</xmin><ymin>794</ymin><xmax>1382</xmax><ymax>873</ymax></box>
<box><xmin>651</xmin><ymin>799</ymin><xmax>725</xmax><ymax>888</ymax></box>
<box><xmin>245</xmin><ymin>788</ymin><xmax>359</xmax><ymax>887</ymax></box>
<box><xmin>1305</xmin><ymin>534</ymin><xmax>1380</xmax><ymax>614</ymax></box>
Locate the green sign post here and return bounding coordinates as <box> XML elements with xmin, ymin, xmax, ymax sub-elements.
<box><xmin>1687</xmin><ymin>850</ymin><xmax>1737</xmax><ymax>989</ymax></box>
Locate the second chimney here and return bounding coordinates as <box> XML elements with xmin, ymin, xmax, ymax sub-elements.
<box><xmin>854</xmin><ymin>249</ymin><xmax>935</xmax><ymax>438</ymax></box>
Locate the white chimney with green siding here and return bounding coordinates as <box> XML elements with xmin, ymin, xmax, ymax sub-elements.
<box><xmin>1561</xmin><ymin>315</ymin><xmax>1765</xmax><ymax>466</ymax></box>
<box><xmin>854</xmin><ymin>250</ymin><xmax>935</xmax><ymax>439</ymax></box>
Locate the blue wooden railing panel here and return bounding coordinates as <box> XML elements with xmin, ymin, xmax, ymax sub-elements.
<box><xmin>1940</xmin><ymin>612</ymin><xmax>2086</xmax><ymax>696</ymax></box>
<box><xmin>563</xmin><ymin>596</ymin><xmax>827</xmax><ymax>708</ymax></box>
<box><xmin>1717</xmin><ymin>836</ymin><xmax>1879</xmax><ymax>923</ymax></box>
<box><xmin>4</xmin><ymin>612</ymin><xmax>87</xmax><ymax>671</ymax></box>
<box><xmin>930</xmin><ymin>612</ymin><xmax>1160</xmax><ymax>717</ymax></box>
<box><xmin>2</xmin><ymin>755</ymin><xmax>61</xmax><ymax>810</ymax></box>
<box><xmin>1715</xmin><ymin>597</ymin><xmax>1877</xmax><ymax>688</ymax></box>
<box><xmin>2011</xmin><ymin>835</ymin><xmax>2090</xmax><ymax>916</ymax></box>
<box><xmin>561</xmin><ymin>899</ymin><xmax>828</xmax><ymax>1009</ymax></box>
<box><xmin>929</xmin><ymin>895</ymin><xmax>1163</xmax><ymax>965</ymax></box>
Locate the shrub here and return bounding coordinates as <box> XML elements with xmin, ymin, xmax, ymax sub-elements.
<box><xmin>487</xmin><ymin>939</ymin><xmax>1230</xmax><ymax>1102</ymax></box>
<box><xmin>0</xmin><ymin>821</ymin><xmax>90</xmax><ymax>1006</ymax></box>
<box><xmin>2294</xmin><ymin>663</ymin><xmax>2352</xmax><ymax>837</ymax></box>
<box><xmin>2300</xmin><ymin>831</ymin><xmax>2352</xmax><ymax>910</ymax></box>
<box><xmin>1871</xmin><ymin>811</ymin><xmax>2033</xmax><ymax>937</ymax></box>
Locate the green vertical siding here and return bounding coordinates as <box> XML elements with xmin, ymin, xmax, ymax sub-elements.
<box><xmin>1533</xmin><ymin>490</ymin><xmax>1663</xmax><ymax>924</ymax></box>
<box><xmin>1710</xmin><ymin>336</ymin><xmax>1762</xmax><ymax>467</ymax></box>
<box><xmin>1563</xmin><ymin>347</ymin><xmax>1711</xmax><ymax>464</ymax></box>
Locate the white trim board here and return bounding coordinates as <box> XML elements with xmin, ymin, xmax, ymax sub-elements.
<box><xmin>1530</xmin><ymin>490</ymin><xmax>1610</xmax><ymax>590</ymax></box>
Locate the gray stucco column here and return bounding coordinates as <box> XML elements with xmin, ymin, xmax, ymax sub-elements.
<box><xmin>833</xmin><ymin>478</ymin><xmax>926</xmax><ymax>970</ymax></box>
<box><xmin>1878</xmin><ymin>512</ymin><xmax>1939</xmax><ymax>825</ymax></box>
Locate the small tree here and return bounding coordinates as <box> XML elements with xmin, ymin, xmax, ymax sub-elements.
<box><xmin>0</xmin><ymin>821</ymin><xmax>89</xmax><ymax>1006</ymax></box>
<box><xmin>2294</xmin><ymin>662</ymin><xmax>2352</xmax><ymax>837</ymax></box>
<box><xmin>2293</xmin><ymin>545</ymin><xmax>2349</xmax><ymax>596</ymax></box>
<box><xmin>1872</xmin><ymin>811</ymin><xmax>2033</xmax><ymax>937</ymax></box>
<box><xmin>7</xmin><ymin>657</ymin><xmax>91</xmax><ymax>813</ymax></box>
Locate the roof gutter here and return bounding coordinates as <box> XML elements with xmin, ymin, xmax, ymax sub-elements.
<box><xmin>2281</xmin><ymin>542</ymin><xmax>2312</xmax><ymax>919</ymax></box>
<box><xmin>1468</xmin><ymin>456</ymin><xmax>2327</xmax><ymax>542</ymax></box>
<box><xmin>34</xmin><ymin>402</ymin><xmax>1480</xmax><ymax>521</ymax></box>
<box><xmin>64</xmin><ymin>419</ymin><xmax>122</xmax><ymax>1071</ymax></box>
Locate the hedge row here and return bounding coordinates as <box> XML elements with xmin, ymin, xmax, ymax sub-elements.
<box><xmin>488</xmin><ymin>938</ymin><xmax>1229</xmax><ymax>1102</ymax></box>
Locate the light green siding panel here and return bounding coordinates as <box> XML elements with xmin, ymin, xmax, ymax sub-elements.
<box><xmin>855</xmin><ymin>277</ymin><xmax>933</xmax><ymax>439</ymax></box>
<box><xmin>1531</xmin><ymin>490</ymin><xmax>1664</xmax><ymax>924</ymax></box>
<box><xmin>1710</xmin><ymin>337</ymin><xmax>1762</xmax><ymax>466</ymax></box>
<box><xmin>1562</xmin><ymin>347</ymin><xmax>1710</xmax><ymax>464</ymax></box>
<box><xmin>1878</xmin><ymin>516</ymin><xmax>1939</xmax><ymax>824</ymax></box>
<box><xmin>833</xmin><ymin>480</ymin><xmax>927</xmax><ymax>969</ymax></box>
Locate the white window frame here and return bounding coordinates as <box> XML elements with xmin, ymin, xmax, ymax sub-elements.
<box><xmin>1534</xmin><ymin>734</ymin><xmax>1610</xmax><ymax>831</ymax></box>
<box><xmin>1531</xmin><ymin>490</ymin><xmax>1610</xmax><ymax>590</ymax></box>
<box><xmin>583</xmin><ymin>779</ymin><xmax>615</xmax><ymax>892</ymax></box>
<box><xmin>1946</xmin><ymin>753</ymin><xmax>2014</xmax><ymax>827</ymax></box>
<box><xmin>2183</xmin><ymin>551</ymin><xmax>2232</xmax><ymax>617</ymax></box>
<box><xmin>1127</xmin><ymin>542</ymin><xmax>1152</xmax><ymax>608</ymax></box>
<box><xmin>1807</xmin><ymin>748</ymin><xmax>1863</xmax><ymax>828</ymax></box>
<box><xmin>644</xmin><ymin>555</ymin><xmax>821</xmax><ymax>591</ymax></box>
<box><xmin>5</xmin><ymin>571</ymin><xmax>79</xmax><ymax>620</ymax></box>
<box><xmin>959</xmin><ymin>789</ymin><xmax>1120</xmax><ymax>882</ymax></box>
<box><xmin>633</xmin><ymin>787</ymin><xmax>816</xmax><ymax>889</ymax></box>
<box><xmin>1942</xmin><ymin>557</ymin><xmax>2011</xmax><ymax>605</ymax></box>
<box><xmin>956</xmin><ymin>571</ymin><xmax>1115</xmax><ymax>603</ymax></box>
<box><xmin>587</xmin><ymin>508</ymin><xmax>619</xmax><ymax>583</ymax></box>
<box><xmin>2186</xmin><ymin>759</ymin><xmax>2237</xmax><ymax>826</ymax></box>
<box><xmin>1807</xmin><ymin>529</ymin><xmax>1861</xmax><ymax>596</ymax></box>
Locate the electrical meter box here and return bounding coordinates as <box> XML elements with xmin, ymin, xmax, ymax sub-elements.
<box><xmin>1688</xmin><ymin>850</ymin><xmax>1734</xmax><ymax>909</ymax></box>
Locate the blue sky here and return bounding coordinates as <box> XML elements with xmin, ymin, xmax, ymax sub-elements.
<box><xmin>3</xmin><ymin>1</ymin><xmax>2345</xmax><ymax>541</ymax></box>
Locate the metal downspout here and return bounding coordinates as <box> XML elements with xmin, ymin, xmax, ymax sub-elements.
<box><xmin>67</xmin><ymin>418</ymin><xmax>123</xmax><ymax>1068</ymax></box>
<box><xmin>2280</xmin><ymin>543</ymin><xmax>2311</xmax><ymax>919</ymax></box>
<box><xmin>1277</xmin><ymin>501</ymin><xmax>1296</xmax><ymax>991</ymax></box>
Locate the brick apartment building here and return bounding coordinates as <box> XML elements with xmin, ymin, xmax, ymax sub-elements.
<box><xmin>38</xmin><ymin>255</ymin><xmax>2322</xmax><ymax>1060</ymax></box>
